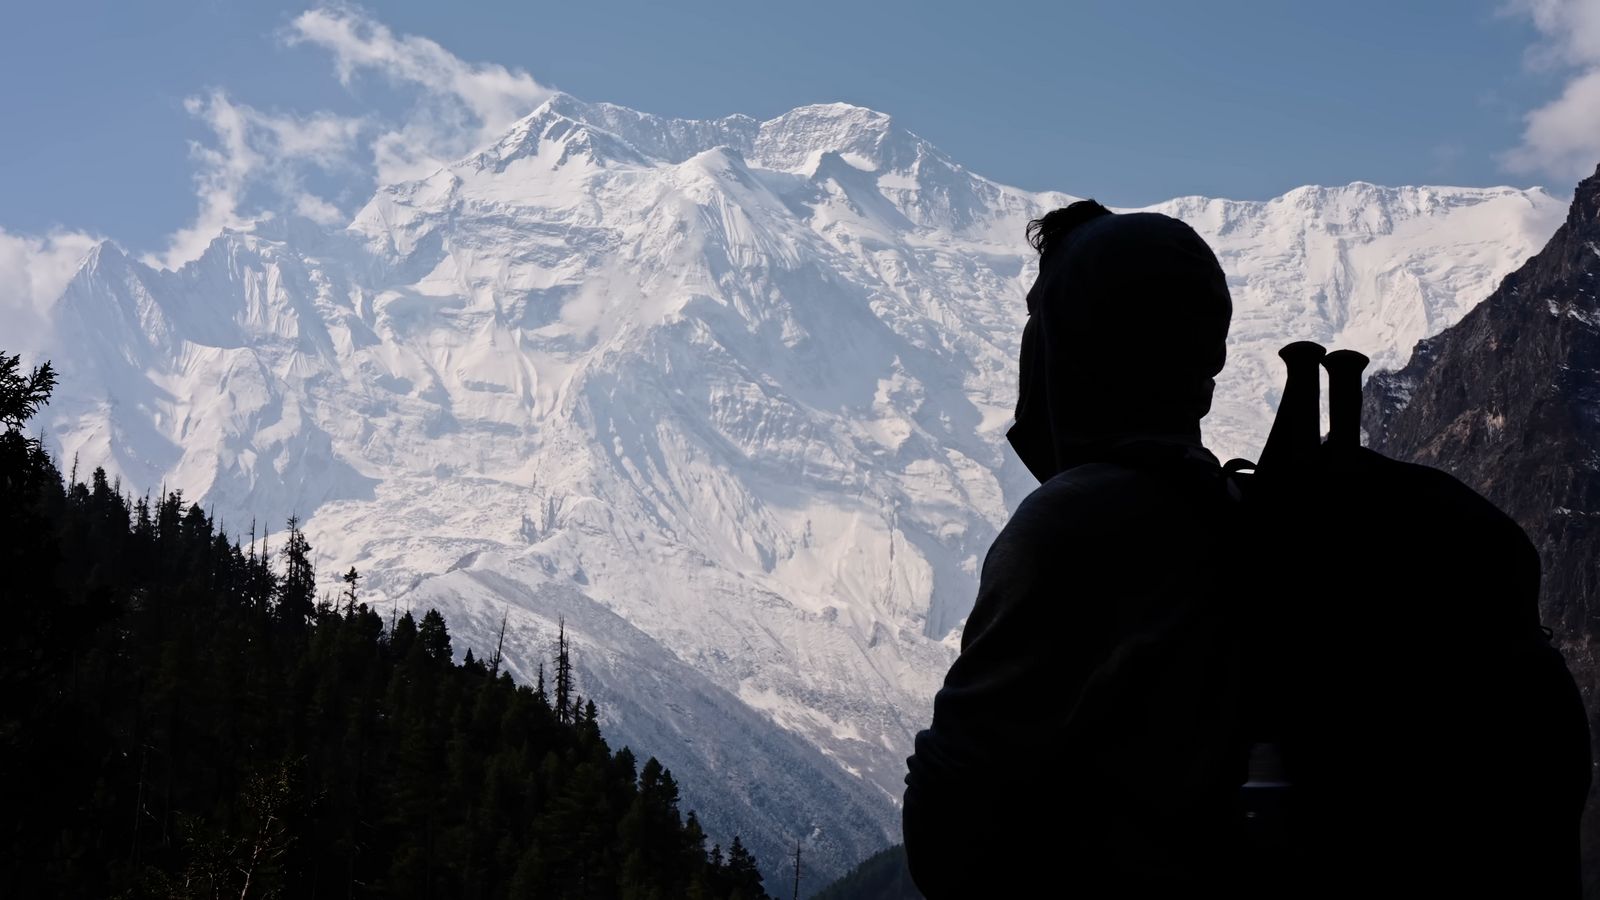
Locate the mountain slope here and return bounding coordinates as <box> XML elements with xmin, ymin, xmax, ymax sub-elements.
<box><xmin>28</xmin><ymin>92</ymin><xmax>1565</xmax><ymax>888</ymax></box>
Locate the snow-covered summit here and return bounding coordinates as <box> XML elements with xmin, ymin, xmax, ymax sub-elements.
<box><xmin>28</xmin><ymin>93</ymin><xmax>1566</xmax><ymax>888</ymax></box>
<box><xmin>485</xmin><ymin>93</ymin><xmax>932</xmax><ymax>175</ymax></box>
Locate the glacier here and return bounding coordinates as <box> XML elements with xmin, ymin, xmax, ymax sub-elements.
<box><xmin>16</xmin><ymin>92</ymin><xmax>1566</xmax><ymax>887</ymax></box>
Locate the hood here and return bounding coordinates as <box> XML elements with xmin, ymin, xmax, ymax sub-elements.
<box><xmin>1007</xmin><ymin>209</ymin><xmax>1233</xmax><ymax>482</ymax></box>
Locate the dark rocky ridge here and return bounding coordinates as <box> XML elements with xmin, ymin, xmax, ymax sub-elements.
<box><xmin>1364</xmin><ymin>164</ymin><xmax>1600</xmax><ymax>893</ymax></box>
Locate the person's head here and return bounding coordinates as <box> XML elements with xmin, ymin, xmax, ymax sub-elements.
<box><xmin>1007</xmin><ymin>199</ymin><xmax>1232</xmax><ymax>482</ymax></box>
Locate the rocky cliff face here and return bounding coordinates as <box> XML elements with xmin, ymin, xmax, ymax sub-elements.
<box><xmin>1365</xmin><ymin>165</ymin><xmax>1600</xmax><ymax>892</ymax></box>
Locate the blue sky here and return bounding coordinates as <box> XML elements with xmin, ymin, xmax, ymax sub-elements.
<box><xmin>1</xmin><ymin>1</ymin><xmax>1597</xmax><ymax>303</ymax></box>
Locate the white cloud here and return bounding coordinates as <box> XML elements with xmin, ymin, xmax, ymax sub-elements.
<box><xmin>150</xmin><ymin>90</ymin><xmax>364</xmax><ymax>269</ymax></box>
<box><xmin>0</xmin><ymin>228</ymin><xmax>101</xmax><ymax>352</ymax></box>
<box><xmin>287</xmin><ymin>5</ymin><xmax>553</xmax><ymax>182</ymax></box>
<box><xmin>288</xmin><ymin>6</ymin><xmax>548</xmax><ymax>131</ymax></box>
<box><xmin>1507</xmin><ymin>0</ymin><xmax>1600</xmax><ymax>67</ymax></box>
<box><xmin>148</xmin><ymin>6</ymin><xmax>554</xmax><ymax>268</ymax></box>
<box><xmin>2</xmin><ymin>7</ymin><xmax>554</xmax><ymax>333</ymax></box>
<box><xmin>1500</xmin><ymin>0</ymin><xmax>1600</xmax><ymax>181</ymax></box>
<box><xmin>1502</xmin><ymin>68</ymin><xmax>1600</xmax><ymax>178</ymax></box>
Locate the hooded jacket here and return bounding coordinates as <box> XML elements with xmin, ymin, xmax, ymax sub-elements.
<box><xmin>901</xmin><ymin>208</ymin><xmax>1236</xmax><ymax>897</ymax></box>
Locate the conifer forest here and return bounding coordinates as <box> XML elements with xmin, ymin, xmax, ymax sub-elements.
<box><xmin>0</xmin><ymin>351</ymin><xmax>772</xmax><ymax>898</ymax></box>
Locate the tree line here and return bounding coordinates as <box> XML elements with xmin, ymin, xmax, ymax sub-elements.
<box><xmin>0</xmin><ymin>352</ymin><xmax>772</xmax><ymax>899</ymax></box>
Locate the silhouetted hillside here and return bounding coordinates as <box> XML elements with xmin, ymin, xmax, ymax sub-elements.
<box><xmin>811</xmin><ymin>844</ymin><xmax>924</xmax><ymax>900</ymax></box>
<box><xmin>0</xmin><ymin>351</ymin><xmax>772</xmax><ymax>899</ymax></box>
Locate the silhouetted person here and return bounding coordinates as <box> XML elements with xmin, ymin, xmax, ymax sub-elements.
<box><xmin>901</xmin><ymin>200</ymin><xmax>1238</xmax><ymax>896</ymax></box>
<box><xmin>901</xmin><ymin>201</ymin><xmax>1591</xmax><ymax>898</ymax></box>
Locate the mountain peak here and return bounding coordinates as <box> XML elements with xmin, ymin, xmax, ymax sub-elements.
<box><xmin>752</xmin><ymin>101</ymin><xmax>929</xmax><ymax>176</ymax></box>
<box><xmin>472</xmin><ymin>98</ymin><xmax>647</xmax><ymax>172</ymax></box>
<box><xmin>472</xmin><ymin>92</ymin><xmax>765</xmax><ymax>172</ymax></box>
<box><xmin>1565</xmin><ymin>162</ymin><xmax>1600</xmax><ymax>228</ymax></box>
<box><xmin>78</xmin><ymin>239</ymin><xmax>129</xmax><ymax>275</ymax></box>
<box><xmin>772</xmin><ymin>100</ymin><xmax>891</xmax><ymax>122</ymax></box>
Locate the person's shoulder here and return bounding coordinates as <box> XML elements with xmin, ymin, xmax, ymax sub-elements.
<box><xmin>1005</xmin><ymin>462</ymin><xmax>1168</xmax><ymax>544</ymax></box>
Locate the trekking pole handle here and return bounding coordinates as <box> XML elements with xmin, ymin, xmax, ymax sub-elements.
<box><xmin>1259</xmin><ymin>341</ymin><xmax>1327</xmax><ymax>472</ymax></box>
<box><xmin>1321</xmin><ymin>349</ymin><xmax>1369</xmax><ymax>450</ymax></box>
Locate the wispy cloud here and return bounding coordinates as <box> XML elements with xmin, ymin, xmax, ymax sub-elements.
<box><xmin>1500</xmin><ymin>0</ymin><xmax>1600</xmax><ymax>181</ymax></box>
<box><xmin>152</xmin><ymin>90</ymin><xmax>365</xmax><ymax>269</ymax></box>
<box><xmin>0</xmin><ymin>228</ymin><xmax>101</xmax><ymax>352</ymax></box>
<box><xmin>287</xmin><ymin>4</ymin><xmax>553</xmax><ymax>184</ymax></box>
<box><xmin>150</xmin><ymin>4</ymin><xmax>554</xmax><ymax>270</ymax></box>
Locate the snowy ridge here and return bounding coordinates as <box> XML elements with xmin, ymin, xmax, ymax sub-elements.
<box><xmin>25</xmin><ymin>91</ymin><xmax>1564</xmax><ymax>886</ymax></box>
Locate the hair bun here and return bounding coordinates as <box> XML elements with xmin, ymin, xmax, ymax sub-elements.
<box><xmin>1026</xmin><ymin>199</ymin><xmax>1113</xmax><ymax>259</ymax></box>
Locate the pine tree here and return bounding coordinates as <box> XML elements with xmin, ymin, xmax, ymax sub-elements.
<box><xmin>244</xmin><ymin>521</ymin><xmax>277</xmax><ymax>615</ymax></box>
<box><xmin>683</xmin><ymin>810</ymin><xmax>705</xmax><ymax>849</ymax></box>
<box><xmin>727</xmin><ymin>836</ymin><xmax>767</xmax><ymax>900</ymax></box>
<box><xmin>489</xmin><ymin>608</ymin><xmax>508</xmax><ymax>677</ymax></box>
<box><xmin>391</xmin><ymin>610</ymin><xmax>418</xmax><ymax>658</ymax></box>
<box><xmin>341</xmin><ymin>566</ymin><xmax>360</xmax><ymax>615</ymax></box>
<box><xmin>277</xmin><ymin>515</ymin><xmax>316</xmax><ymax>626</ymax></box>
<box><xmin>419</xmin><ymin>608</ymin><xmax>452</xmax><ymax>662</ymax></box>
<box><xmin>554</xmin><ymin>618</ymin><xmax>573</xmax><ymax>726</ymax></box>
<box><xmin>0</xmin><ymin>352</ymin><xmax>55</xmax><ymax>436</ymax></box>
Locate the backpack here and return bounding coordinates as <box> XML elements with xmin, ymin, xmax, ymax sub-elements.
<box><xmin>1062</xmin><ymin>341</ymin><xmax>1591</xmax><ymax>897</ymax></box>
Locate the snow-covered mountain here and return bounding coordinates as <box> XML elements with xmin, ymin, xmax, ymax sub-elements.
<box><xmin>24</xmin><ymin>92</ymin><xmax>1565</xmax><ymax>888</ymax></box>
